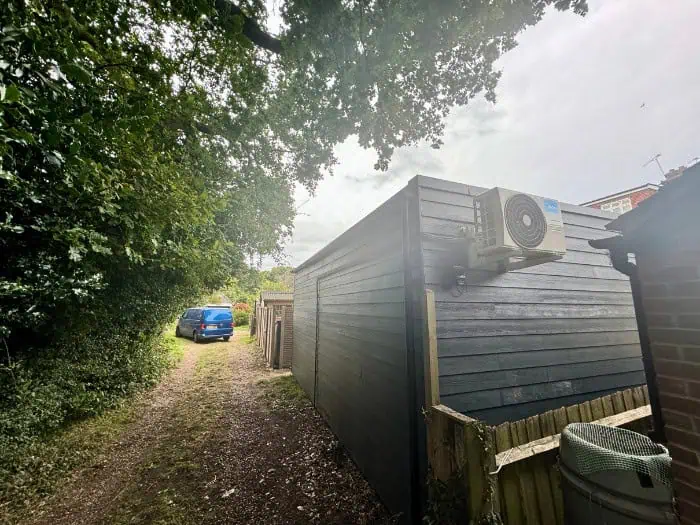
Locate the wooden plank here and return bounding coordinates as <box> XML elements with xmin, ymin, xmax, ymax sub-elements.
<box><xmin>540</xmin><ymin>412</ymin><xmax>556</xmax><ymax>437</ymax></box>
<box><xmin>423</xmin><ymin>266</ymin><xmax>634</xmax><ymax>293</ymax></box>
<box><xmin>430</xmin><ymin>286</ymin><xmax>632</xmax><ymax>306</ymax></box>
<box><xmin>580</xmin><ymin>401</ymin><xmax>594</xmax><ymax>423</ymax></box>
<box><xmin>623</xmin><ymin>389</ymin><xmax>636</xmax><ymax>411</ymax></box>
<box><xmin>423</xmin><ymin>289</ymin><xmax>440</xmax><ymax>407</ymax></box>
<box><xmin>540</xmin><ymin>411</ymin><xmax>565</xmax><ymax>525</ymax></box>
<box><xmin>438</xmin><ymin>345</ymin><xmax>643</xmax><ymax>376</ymax></box>
<box><xmin>494</xmin><ymin>405</ymin><xmax>652</xmax><ymax>468</ymax></box>
<box><xmin>433</xmin><ymin>403</ymin><xmax>477</xmax><ymax>425</ymax></box>
<box><xmin>632</xmin><ymin>387</ymin><xmax>646</xmax><ymax>408</ymax></box>
<box><xmin>613</xmin><ymin>391</ymin><xmax>626</xmax><ymax>414</ymax></box>
<box><xmin>590</xmin><ymin>398</ymin><xmax>605</xmax><ymax>420</ymax></box>
<box><xmin>319</xmin><ymin>302</ymin><xmax>405</xmax><ymax>318</ymax></box>
<box><xmin>437</xmin><ymin>331</ymin><xmax>640</xmax><ymax>358</ymax></box>
<box><xmin>437</xmin><ymin>318</ymin><xmax>639</xmax><ymax>339</ymax></box>
<box><xmin>465</xmin><ymin>422</ymin><xmax>485</xmax><ymax>521</ymax></box>
<box><xmin>428</xmin><ymin>409</ymin><xmax>450</xmax><ymax>481</ymax></box>
<box><xmin>435</xmin><ymin>302</ymin><xmax>636</xmax><ymax>321</ymax></box>
<box><xmin>601</xmin><ymin>395</ymin><xmax>615</xmax><ymax>417</ymax></box>
<box><xmin>511</xmin><ymin>419</ymin><xmax>527</xmax><ymax>445</ymax></box>
<box><xmin>453</xmin><ymin>420</ymin><xmax>466</xmax><ymax>478</ymax></box>
<box><xmin>513</xmin><ymin>419</ymin><xmax>541</xmax><ymax>525</ymax></box>
<box><xmin>419</xmin><ymin>237</ymin><xmax>610</xmax><ymax>265</ymax></box>
<box><xmin>439</xmin><ymin>358</ymin><xmax>644</xmax><ymax>395</ymax></box>
<box><xmin>596</xmin><ymin>405</ymin><xmax>652</xmax><ymax>429</ymax></box>
<box><xmin>553</xmin><ymin>407</ymin><xmax>569</xmax><ymax>434</ymax></box>
<box><xmin>495</xmin><ymin>423</ymin><xmax>524</xmax><ymax>525</ymax></box>
<box><xmin>526</xmin><ymin>417</ymin><xmax>557</xmax><ymax>525</ymax></box>
<box><xmin>643</xmin><ymin>385</ymin><xmax>650</xmax><ymax>405</ymax></box>
<box><xmin>629</xmin><ymin>386</ymin><xmax>650</xmax><ymax>434</ymax></box>
<box><xmin>566</xmin><ymin>405</ymin><xmax>581</xmax><ymax>424</ymax></box>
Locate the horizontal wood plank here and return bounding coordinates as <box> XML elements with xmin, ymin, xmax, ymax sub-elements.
<box><xmin>438</xmin><ymin>331</ymin><xmax>640</xmax><ymax>357</ymax></box>
<box><xmin>437</xmin><ymin>318</ymin><xmax>638</xmax><ymax>338</ymax></box>
<box><xmin>494</xmin><ymin>405</ymin><xmax>652</xmax><ymax>468</ymax></box>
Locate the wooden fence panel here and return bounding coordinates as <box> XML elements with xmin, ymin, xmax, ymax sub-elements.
<box><xmin>495</xmin><ymin>423</ymin><xmax>523</xmax><ymax>525</ymax></box>
<box><xmin>421</xmin><ymin>287</ymin><xmax>654</xmax><ymax>525</ymax></box>
<box><xmin>526</xmin><ymin>416</ymin><xmax>556</xmax><ymax>525</ymax></box>
<box><xmin>428</xmin><ymin>387</ymin><xmax>653</xmax><ymax>525</ymax></box>
<box><xmin>252</xmin><ymin>304</ymin><xmax>294</xmax><ymax>369</ymax></box>
<box><xmin>490</xmin><ymin>387</ymin><xmax>652</xmax><ymax>525</ymax></box>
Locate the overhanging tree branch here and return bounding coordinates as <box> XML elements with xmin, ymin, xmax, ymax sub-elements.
<box><xmin>213</xmin><ymin>0</ymin><xmax>283</xmax><ymax>54</ymax></box>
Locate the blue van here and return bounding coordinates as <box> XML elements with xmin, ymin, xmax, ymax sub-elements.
<box><xmin>176</xmin><ymin>307</ymin><xmax>234</xmax><ymax>343</ymax></box>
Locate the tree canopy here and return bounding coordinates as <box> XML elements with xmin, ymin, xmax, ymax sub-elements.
<box><xmin>1</xmin><ymin>0</ymin><xmax>587</xmax><ymax>337</ymax></box>
<box><xmin>0</xmin><ymin>0</ymin><xmax>586</xmax><ymax>487</ymax></box>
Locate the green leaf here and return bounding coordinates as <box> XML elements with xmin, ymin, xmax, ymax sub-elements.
<box><xmin>0</xmin><ymin>84</ymin><xmax>20</xmax><ymax>102</ymax></box>
<box><xmin>60</xmin><ymin>63</ymin><xmax>92</xmax><ymax>84</ymax></box>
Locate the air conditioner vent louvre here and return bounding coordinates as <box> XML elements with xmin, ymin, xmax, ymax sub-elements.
<box><xmin>471</xmin><ymin>187</ymin><xmax>566</xmax><ymax>271</ymax></box>
<box><xmin>504</xmin><ymin>194</ymin><xmax>547</xmax><ymax>249</ymax></box>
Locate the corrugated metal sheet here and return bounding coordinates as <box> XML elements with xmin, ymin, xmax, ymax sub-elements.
<box><xmin>414</xmin><ymin>176</ymin><xmax>644</xmax><ymax>425</ymax></box>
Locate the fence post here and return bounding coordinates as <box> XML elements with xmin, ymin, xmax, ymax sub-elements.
<box><xmin>278</xmin><ymin>306</ymin><xmax>293</xmax><ymax>369</ymax></box>
<box><xmin>273</xmin><ymin>320</ymin><xmax>281</xmax><ymax>369</ymax></box>
<box><xmin>464</xmin><ymin>422</ymin><xmax>500</xmax><ymax>522</ymax></box>
<box><xmin>266</xmin><ymin>308</ymin><xmax>274</xmax><ymax>364</ymax></box>
<box><xmin>422</xmin><ymin>289</ymin><xmax>439</xmax><ymax>408</ymax></box>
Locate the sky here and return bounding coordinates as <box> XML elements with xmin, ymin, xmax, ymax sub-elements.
<box><xmin>268</xmin><ymin>0</ymin><xmax>700</xmax><ymax>268</ymax></box>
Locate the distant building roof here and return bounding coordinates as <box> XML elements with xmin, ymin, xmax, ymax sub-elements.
<box><xmin>580</xmin><ymin>183</ymin><xmax>660</xmax><ymax>207</ymax></box>
<box><xmin>590</xmin><ymin>162</ymin><xmax>700</xmax><ymax>251</ymax></box>
<box><xmin>260</xmin><ymin>291</ymin><xmax>293</xmax><ymax>302</ymax></box>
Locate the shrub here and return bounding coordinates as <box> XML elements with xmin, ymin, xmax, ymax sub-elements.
<box><xmin>233</xmin><ymin>310</ymin><xmax>249</xmax><ymax>327</ymax></box>
<box><xmin>0</xmin><ymin>2</ymin><xmax>295</xmax><ymax>488</ymax></box>
<box><xmin>234</xmin><ymin>302</ymin><xmax>251</xmax><ymax>312</ymax></box>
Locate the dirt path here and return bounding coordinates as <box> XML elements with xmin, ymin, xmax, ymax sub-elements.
<box><xmin>21</xmin><ymin>332</ymin><xmax>392</xmax><ymax>525</ymax></box>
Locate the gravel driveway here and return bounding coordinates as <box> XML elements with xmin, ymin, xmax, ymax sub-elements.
<box><xmin>20</xmin><ymin>332</ymin><xmax>393</xmax><ymax>525</ymax></box>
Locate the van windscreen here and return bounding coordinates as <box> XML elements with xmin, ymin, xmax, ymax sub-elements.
<box><xmin>203</xmin><ymin>309</ymin><xmax>232</xmax><ymax>321</ymax></box>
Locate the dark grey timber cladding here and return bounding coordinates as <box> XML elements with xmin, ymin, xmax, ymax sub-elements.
<box><xmin>292</xmin><ymin>191</ymin><xmax>412</xmax><ymax>519</ymax></box>
<box><xmin>415</xmin><ymin>176</ymin><xmax>644</xmax><ymax>425</ymax></box>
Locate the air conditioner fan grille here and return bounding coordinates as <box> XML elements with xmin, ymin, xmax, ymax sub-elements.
<box><xmin>504</xmin><ymin>194</ymin><xmax>547</xmax><ymax>249</ymax></box>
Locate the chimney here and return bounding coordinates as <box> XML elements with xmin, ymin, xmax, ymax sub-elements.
<box><xmin>663</xmin><ymin>166</ymin><xmax>685</xmax><ymax>184</ymax></box>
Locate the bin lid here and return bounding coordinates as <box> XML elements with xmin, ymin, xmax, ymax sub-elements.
<box><xmin>560</xmin><ymin>423</ymin><xmax>672</xmax><ymax>487</ymax></box>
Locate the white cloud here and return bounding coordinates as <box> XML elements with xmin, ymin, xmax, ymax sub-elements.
<box><xmin>279</xmin><ymin>0</ymin><xmax>700</xmax><ymax>267</ymax></box>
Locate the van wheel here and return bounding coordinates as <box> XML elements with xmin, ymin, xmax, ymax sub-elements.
<box><xmin>223</xmin><ymin>336</ymin><xmax>230</xmax><ymax>342</ymax></box>
<box><xmin>175</xmin><ymin>326</ymin><xmax>181</xmax><ymax>337</ymax></box>
<box><xmin>193</xmin><ymin>331</ymin><xmax>201</xmax><ymax>343</ymax></box>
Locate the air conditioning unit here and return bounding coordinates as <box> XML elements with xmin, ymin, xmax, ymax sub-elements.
<box><xmin>472</xmin><ymin>187</ymin><xmax>566</xmax><ymax>270</ymax></box>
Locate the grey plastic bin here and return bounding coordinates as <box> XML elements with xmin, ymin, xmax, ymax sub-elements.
<box><xmin>559</xmin><ymin>423</ymin><xmax>676</xmax><ymax>525</ymax></box>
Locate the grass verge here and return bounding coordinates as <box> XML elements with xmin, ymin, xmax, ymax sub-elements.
<box><xmin>0</xmin><ymin>331</ymin><xmax>186</xmax><ymax>524</ymax></box>
<box><xmin>101</xmin><ymin>341</ymin><xmax>231</xmax><ymax>525</ymax></box>
<box><xmin>257</xmin><ymin>375</ymin><xmax>308</xmax><ymax>409</ymax></box>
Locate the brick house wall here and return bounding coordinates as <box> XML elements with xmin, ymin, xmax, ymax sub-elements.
<box><xmin>593</xmin><ymin>165</ymin><xmax>700</xmax><ymax>524</ymax></box>
<box><xmin>638</xmin><ymin>237</ymin><xmax>700</xmax><ymax>525</ymax></box>
<box><xmin>588</xmin><ymin>187</ymin><xmax>658</xmax><ymax>210</ymax></box>
<box><xmin>630</xmin><ymin>188</ymin><xmax>659</xmax><ymax>208</ymax></box>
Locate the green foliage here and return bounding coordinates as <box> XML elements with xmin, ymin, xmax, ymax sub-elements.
<box><xmin>0</xmin><ymin>0</ymin><xmax>585</xmax><ymax>508</ymax></box>
<box><xmin>220</xmin><ymin>265</ymin><xmax>294</xmax><ymax>307</ymax></box>
<box><xmin>233</xmin><ymin>310</ymin><xmax>249</xmax><ymax>327</ymax></box>
<box><xmin>276</xmin><ymin>0</ymin><xmax>587</xmax><ymax>171</ymax></box>
<box><xmin>0</xmin><ymin>331</ymin><xmax>181</xmax><ymax>517</ymax></box>
<box><xmin>257</xmin><ymin>375</ymin><xmax>308</xmax><ymax>409</ymax></box>
<box><xmin>0</xmin><ymin>0</ymin><xmax>295</xmax><ymax>475</ymax></box>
